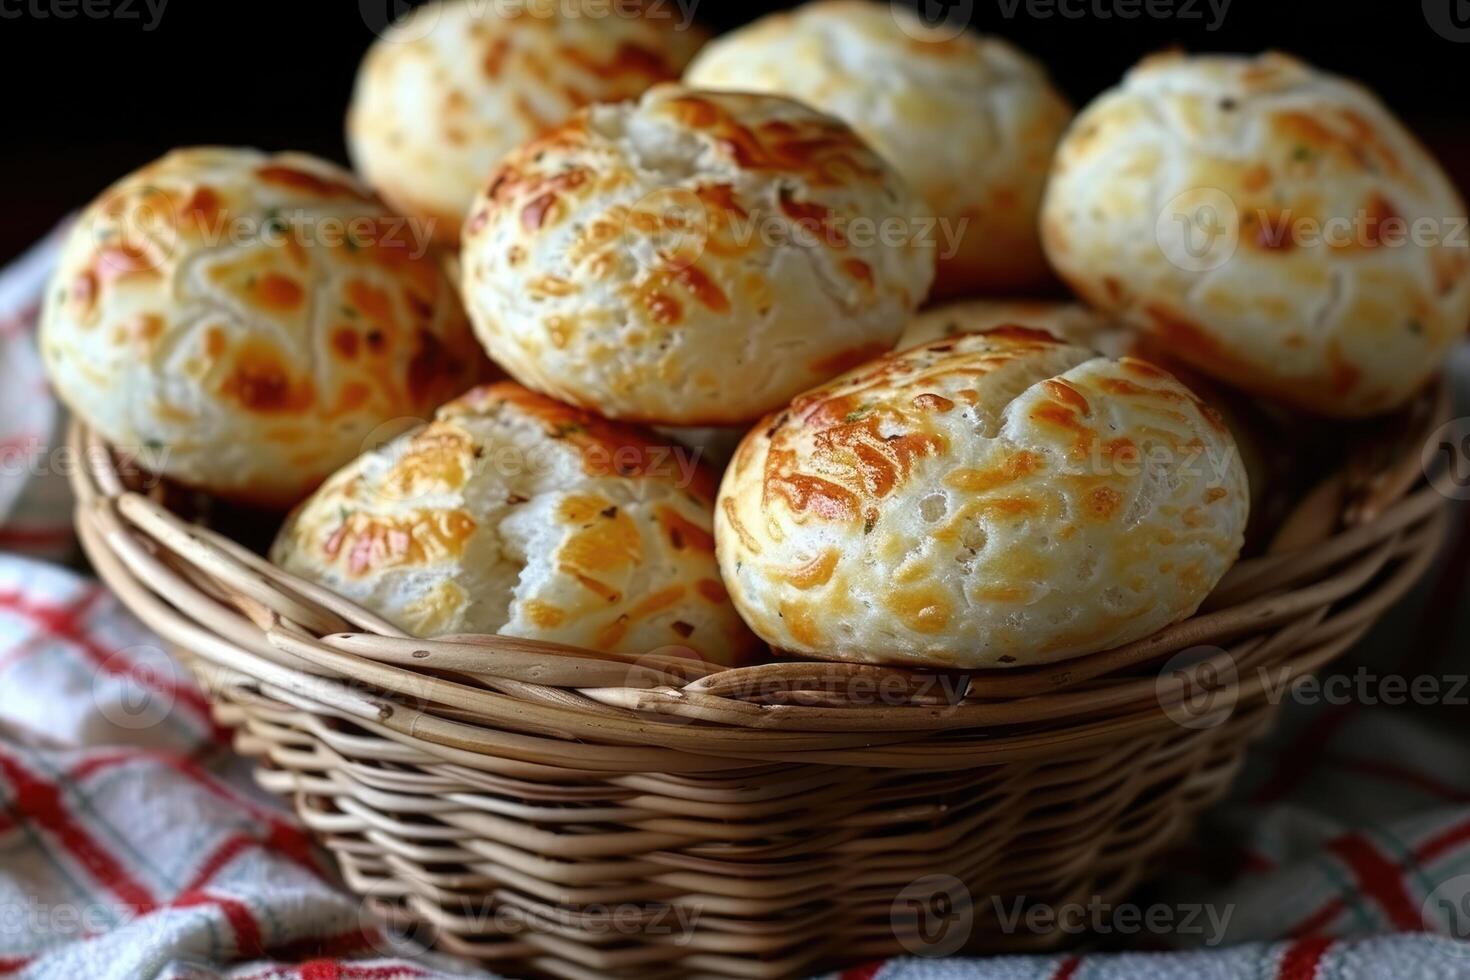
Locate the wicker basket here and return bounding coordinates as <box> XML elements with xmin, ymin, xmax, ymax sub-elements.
<box><xmin>67</xmin><ymin>383</ymin><xmax>1450</xmax><ymax>980</ymax></box>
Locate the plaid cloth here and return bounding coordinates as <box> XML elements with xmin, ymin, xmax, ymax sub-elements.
<box><xmin>4</xmin><ymin>227</ymin><xmax>1470</xmax><ymax>980</ymax></box>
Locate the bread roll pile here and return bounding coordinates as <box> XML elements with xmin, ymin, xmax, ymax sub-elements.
<box><xmin>43</xmin><ymin>1</ymin><xmax>1467</xmax><ymax>671</ymax></box>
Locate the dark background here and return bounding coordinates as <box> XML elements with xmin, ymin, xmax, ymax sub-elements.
<box><xmin>1</xmin><ymin>0</ymin><xmax>1466</xmax><ymax>264</ymax></box>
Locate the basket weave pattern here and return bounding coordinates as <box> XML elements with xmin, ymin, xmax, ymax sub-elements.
<box><xmin>69</xmin><ymin>391</ymin><xmax>1448</xmax><ymax>979</ymax></box>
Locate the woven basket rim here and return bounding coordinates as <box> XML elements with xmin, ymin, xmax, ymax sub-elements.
<box><xmin>66</xmin><ymin>381</ymin><xmax>1449</xmax><ymax>771</ymax></box>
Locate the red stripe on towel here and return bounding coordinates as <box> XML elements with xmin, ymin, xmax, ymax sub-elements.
<box><xmin>1328</xmin><ymin>835</ymin><xmax>1423</xmax><ymax>931</ymax></box>
<box><xmin>0</xmin><ymin>751</ymin><xmax>157</xmax><ymax>913</ymax></box>
<box><xmin>1277</xmin><ymin>936</ymin><xmax>1334</xmax><ymax>980</ymax></box>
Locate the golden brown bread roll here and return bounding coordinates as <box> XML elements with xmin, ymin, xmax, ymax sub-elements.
<box><xmin>716</xmin><ymin>328</ymin><xmax>1249</xmax><ymax>668</ymax></box>
<box><xmin>348</xmin><ymin>0</ymin><xmax>708</xmax><ymax>244</ymax></box>
<box><xmin>1042</xmin><ymin>51</ymin><xmax>1470</xmax><ymax>418</ymax></box>
<box><xmin>460</xmin><ymin>85</ymin><xmax>938</xmax><ymax>426</ymax></box>
<box><xmin>273</xmin><ymin>382</ymin><xmax>759</xmax><ymax>666</ymax></box>
<box><xmin>40</xmin><ymin>147</ymin><xmax>481</xmax><ymax>507</ymax></box>
<box><xmin>685</xmin><ymin>0</ymin><xmax>1071</xmax><ymax>298</ymax></box>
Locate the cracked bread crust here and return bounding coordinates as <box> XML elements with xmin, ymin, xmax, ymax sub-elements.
<box><xmin>272</xmin><ymin>382</ymin><xmax>758</xmax><ymax>665</ymax></box>
<box><xmin>1041</xmin><ymin>51</ymin><xmax>1470</xmax><ymax>418</ymax></box>
<box><xmin>898</xmin><ymin>299</ymin><xmax>1275</xmax><ymax>524</ymax></box>
<box><xmin>900</xmin><ymin>299</ymin><xmax>1131</xmax><ymax>354</ymax></box>
<box><xmin>684</xmin><ymin>0</ymin><xmax>1071</xmax><ymax>298</ymax></box>
<box><xmin>460</xmin><ymin>84</ymin><xmax>937</xmax><ymax>426</ymax></box>
<box><xmin>715</xmin><ymin>329</ymin><xmax>1249</xmax><ymax>668</ymax></box>
<box><xmin>39</xmin><ymin>147</ymin><xmax>481</xmax><ymax>507</ymax></box>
